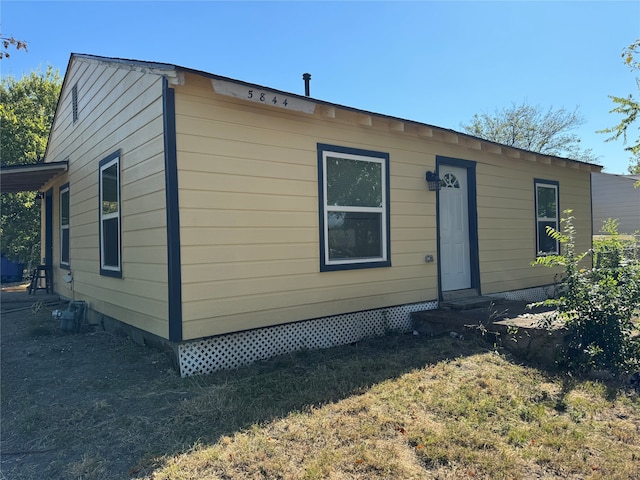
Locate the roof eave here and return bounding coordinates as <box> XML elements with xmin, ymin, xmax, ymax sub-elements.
<box><xmin>0</xmin><ymin>161</ymin><xmax>69</xmax><ymax>193</ymax></box>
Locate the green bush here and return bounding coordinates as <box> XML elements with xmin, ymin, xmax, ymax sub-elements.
<box><xmin>532</xmin><ymin>213</ymin><xmax>640</xmax><ymax>374</ymax></box>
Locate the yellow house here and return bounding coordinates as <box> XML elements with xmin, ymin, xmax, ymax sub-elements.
<box><xmin>1</xmin><ymin>54</ymin><xmax>601</xmax><ymax>376</ymax></box>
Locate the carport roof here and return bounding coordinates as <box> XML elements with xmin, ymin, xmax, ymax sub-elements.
<box><xmin>0</xmin><ymin>161</ymin><xmax>68</xmax><ymax>194</ymax></box>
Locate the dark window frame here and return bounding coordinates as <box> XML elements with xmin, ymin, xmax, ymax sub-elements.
<box><xmin>99</xmin><ymin>151</ymin><xmax>122</xmax><ymax>277</ymax></box>
<box><xmin>317</xmin><ymin>143</ymin><xmax>391</xmax><ymax>272</ymax></box>
<box><xmin>534</xmin><ymin>178</ymin><xmax>560</xmax><ymax>256</ymax></box>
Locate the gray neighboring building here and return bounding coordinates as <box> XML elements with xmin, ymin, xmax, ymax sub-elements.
<box><xmin>591</xmin><ymin>172</ymin><xmax>640</xmax><ymax>235</ymax></box>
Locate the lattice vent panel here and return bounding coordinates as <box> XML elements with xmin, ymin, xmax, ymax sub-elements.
<box><xmin>178</xmin><ymin>301</ymin><xmax>438</xmax><ymax>377</ymax></box>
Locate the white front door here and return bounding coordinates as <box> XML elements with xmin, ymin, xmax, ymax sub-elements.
<box><xmin>438</xmin><ymin>165</ymin><xmax>471</xmax><ymax>291</ymax></box>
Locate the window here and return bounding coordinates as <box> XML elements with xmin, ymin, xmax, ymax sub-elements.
<box><xmin>99</xmin><ymin>152</ymin><xmax>121</xmax><ymax>277</ymax></box>
<box><xmin>60</xmin><ymin>184</ymin><xmax>70</xmax><ymax>268</ymax></box>
<box><xmin>534</xmin><ymin>179</ymin><xmax>559</xmax><ymax>255</ymax></box>
<box><xmin>441</xmin><ymin>172</ymin><xmax>460</xmax><ymax>189</ymax></box>
<box><xmin>318</xmin><ymin>144</ymin><xmax>391</xmax><ymax>271</ymax></box>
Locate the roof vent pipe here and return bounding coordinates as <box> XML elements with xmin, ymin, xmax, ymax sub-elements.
<box><xmin>303</xmin><ymin>73</ymin><xmax>311</xmax><ymax>97</ymax></box>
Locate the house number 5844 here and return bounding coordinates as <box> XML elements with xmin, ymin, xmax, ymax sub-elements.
<box><xmin>211</xmin><ymin>79</ymin><xmax>315</xmax><ymax>114</ymax></box>
<box><xmin>247</xmin><ymin>90</ymin><xmax>289</xmax><ymax>107</ymax></box>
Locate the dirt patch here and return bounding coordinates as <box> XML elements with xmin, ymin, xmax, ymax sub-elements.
<box><xmin>0</xmin><ymin>290</ymin><xmax>187</xmax><ymax>479</ymax></box>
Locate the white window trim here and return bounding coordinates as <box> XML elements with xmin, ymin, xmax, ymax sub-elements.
<box><xmin>321</xmin><ymin>150</ymin><xmax>388</xmax><ymax>267</ymax></box>
<box><xmin>99</xmin><ymin>155</ymin><xmax>121</xmax><ymax>273</ymax></box>
<box><xmin>535</xmin><ymin>181</ymin><xmax>559</xmax><ymax>255</ymax></box>
<box><xmin>60</xmin><ymin>185</ymin><xmax>70</xmax><ymax>267</ymax></box>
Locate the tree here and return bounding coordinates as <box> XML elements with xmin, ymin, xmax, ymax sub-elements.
<box><xmin>461</xmin><ymin>102</ymin><xmax>597</xmax><ymax>163</ymax></box>
<box><xmin>0</xmin><ymin>68</ymin><xmax>61</xmax><ymax>265</ymax></box>
<box><xmin>600</xmin><ymin>40</ymin><xmax>640</xmax><ymax>165</ymax></box>
<box><xmin>1</xmin><ymin>67</ymin><xmax>61</xmax><ymax>165</ymax></box>
<box><xmin>628</xmin><ymin>152</ymin><xmax>640</xmax><ymax>175</ymax></box>
<box><xmin>0</xmin><ymin>34</ymin><xmax>27</xmax><ymax>59</ymax></box>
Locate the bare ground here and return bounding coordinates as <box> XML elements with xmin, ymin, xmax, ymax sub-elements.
<box><xmin>0</xmin><ymin>288</ymin><xmax>186</xmax><ymax>479</ymax></box>
<box><xmin>0</xmin><ymin>287</ymin><xmax>497</xmax><ymax>479</ymax></box>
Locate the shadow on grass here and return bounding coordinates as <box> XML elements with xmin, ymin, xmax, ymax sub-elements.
<box><xmin>137</xmin><ymin>332</ymin><xmax>489</xmax><ymax>475</ymax></box>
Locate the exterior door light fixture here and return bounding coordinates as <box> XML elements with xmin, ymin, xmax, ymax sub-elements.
<box><xmin>425</xmin><ymin>171</ymin><xmax>443</xmax><ymax>191</ymax></box>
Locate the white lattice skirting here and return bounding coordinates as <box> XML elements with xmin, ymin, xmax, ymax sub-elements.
<box><xmin>178</xmin><ymin>301</ymin><xmax>438</xmax><ymax>377</ymax></box>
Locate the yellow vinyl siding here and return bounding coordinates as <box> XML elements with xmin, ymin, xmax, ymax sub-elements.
<box><xmin>174</xmin><ymin>72</ymin><xmax>594</xmax><ymax>340</ymax></box>
<box><xmin>475</xmin><ymin>159</ymin><xmax>591</xmax><ymax>294</ymax></box>
<box><xmin>183</xmin><ymin>288</ymin><xmax>428</xmax><ymax>339</ymax></box>
<box><xmin>43</xmin><ymin>59</ymin><xmax>597</xmax><ymax>344</ymax></box>
<box><xmin>178</xmin><ymin>170</ymin><xmax>315</xmax><ymax>198</ymax></box>
<box><xmin>179</xmin><ymin>227</ymin><xmax>314</xmax><ymax>246</ymax></box>
<box><xmin>42</xmin><ymin>58</ymin><xmax>170</xmax><ymax>339</ymax></box>
<box><xmin>183</xmin><ymin>278</ymin><xmax>430</xmax><ymax>319</ymax></box>
<box><xmin>182</xmin><ymin>265</ymin><xmax>431</xmax><ymax>302</ymax></box>
<box><xmin>179</xmin><ymin>190</ymin><xmax>317</xmax><ymax>212</ymax></box>
<box><xmin>175</xmin><ymin>74</ymin><xmax>437</xmax><ymax>339</ymax></box>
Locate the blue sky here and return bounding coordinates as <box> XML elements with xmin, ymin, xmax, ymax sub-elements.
<box><xmin>2</xmin><ymin>1</ymin><xmax>639</xmax><ymax>173</ymax></box>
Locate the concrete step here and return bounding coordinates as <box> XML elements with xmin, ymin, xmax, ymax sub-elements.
<box><xmin>441</xmin><ymin>288</ymin><xmax>478</xmax><ymax>302</ymax></box>
<box><xmin>440</xmin><ymin>295</ymin><xmax>504</xmax><ymax>311</ymax></box>
<box><xmin>410</xmin><ymin>299</ymin><xmax>554</xmax><ymax>337</ymax></box>
<box><xmin>410</xmin><ymin>308</ymin><xmax>480</xmax><ymax>336</ymax></box>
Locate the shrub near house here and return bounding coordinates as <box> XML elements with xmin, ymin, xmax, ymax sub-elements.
<box><xmin>533</xmin><ymin>213</ymin><xmax>640</xmax><ymax>374</ymax></box>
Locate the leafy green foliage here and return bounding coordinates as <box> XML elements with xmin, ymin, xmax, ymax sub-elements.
<box><xmin>532</xmin><ymin>213</ymin><xmax>640</xmax><ymax>374</ymax></box>
<box><xmin>0</xmin><ymin>68</ymin><xmax>61</xmax><ymax>264</ymax></box>
<box><xmin>461</xmin><ymin>102</ymin><xmax>597</xmax><ymax>163</ymax></box>
<box><xmin>599</xmin><ymin>39</ymin><xmax>640</xmax><ymax>163</ymax></box>
<box><xmin>622</xmin><ymin>39</ymin><xmax>640</xmax><ymax>70</ymax></box>
<box><xmin>0</xmin><ymin>67</ymin><xmax>61</xmax><ymax>166</ymax></box>
<box><xmin>0</xmin><ymin>193</ymin><xmax>41</xmax><ymax>265</ymax></box>
<box><xmin>628</xmin><ymin>152</ymin><xmax>640</xmax><ymax>175</ymax></box>
<box><xmin>600</xmin><ymin>89</ymin><xmax>640</xmax><ymax>157</ymax></box>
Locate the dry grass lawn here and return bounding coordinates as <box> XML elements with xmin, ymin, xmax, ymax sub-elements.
<box><xmin>2</xmin><ymin>301</ymin><xmax>639</xmax><ymax>480</ymax></box>
<box><xmin>148</xmin><ymin>349</ymin><xmax>640</xmax><ymax>480</ymax></box>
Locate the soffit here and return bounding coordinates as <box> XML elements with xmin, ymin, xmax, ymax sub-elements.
<box><xmin>0</xmin><ymin>161</ymin><xmax>68</xmax><ymax>193</ymax></box>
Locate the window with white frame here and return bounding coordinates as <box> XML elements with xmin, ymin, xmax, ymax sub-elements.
<box><xmin>60</xmin><ymin>184</ymin><xmax>70</xmax><ymax>268</ymax></box>
<box><xmin>99</xmin><ymin>152</ymin><xmax>121</xmax><ymax>276</ymax></box>
<box><xmin>534</xmin><ymin>179</ymin><xmax>559</xmax><ymax>255</ymax></box>
<box><xmin>318</xmin><ymin>144</ymin><xmax>391</xmax><ymax>271</ymax></box>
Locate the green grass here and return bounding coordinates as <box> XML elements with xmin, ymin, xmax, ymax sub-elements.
<box><xmin>142</xmin><ymin>335</ymin><xmax>640</xmax><ymax>480</ymax></box>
